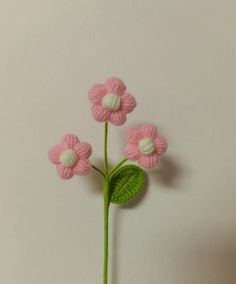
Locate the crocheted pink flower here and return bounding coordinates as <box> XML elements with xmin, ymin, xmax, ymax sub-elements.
<box><xmin>88</xmin><ymin>77</ymin><xmax>136</xmax><ymax>126</ymax></box>
<box><xmin>124</xmin><ymin>124</ymin><xmax>167</xmax><ymax>168</ymax></box>
<box><xmin>48</xmin><ymin>134</ymin><xmax>92</xmax><ymax>179</ymax></box>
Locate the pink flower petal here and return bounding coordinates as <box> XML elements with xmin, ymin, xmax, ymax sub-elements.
<box><xmin>73</xmin><ymin>159</ymin><xmax>91</xmax><ymax>176</ymax></box>
<box><xmin>109</xmin><ymin>110</ymin><xmax>127</xmax><ymax>126</ymax></box>
<box><xmin>138</xmin><ymin>154</ymin><xmax>159</xmax><ymax>169</ymax></box>
<box><xmin>141</xmin><ymin>124</ymin><xmax>158</xmax><ymax>140</ymax></box>
<box><xmin>91</xmin><ymin>105</ymin><xmax>110</xmax><ymax>122</ymax></box>
<box><xmin>48</xmin><ymin>144</ymin><xmax>63</xmax><ymax>164</ymax></box>
<box><xmin>62</xmin><ymin>134</ymin><xmax>80</xmax><ymax>148</ymax></box>
<box><xmin>88</xmin><ymin>83</ymin><xmax>106</xmax><ymax>104</ymax></box>
<box><xmin>56</xmin><ymin>164</ymin><xmax>74</xmax><ymax>179</ymax></box>
<box><xmin>104</xmin><ymin>77</ymin><xmax>126</xmax><ymax>96</ymax></box>
<box><xmin>125</xmin><ymin>127</ymin><xmax>143</xmax><ymax>144</ymax></box>
<box><xmin>154</xmin><ymin>136</ymin><xmax>168</xmax><ymax>155</ymax></box>
<box><xmin>120</xmin><ymin>93</ymin><xmax>137</xmax><ymax>113</ymax></box>
<box><xmin>74</xmin><ymin>143</ymin><xmax>92</xmax><ymax>159</ymax></box>
<box><xmin>124</xmin><ymin>144</ymin><xmax>141</xmax><ymax>160</ymax></box>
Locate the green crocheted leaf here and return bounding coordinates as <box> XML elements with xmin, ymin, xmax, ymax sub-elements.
<box><xmin>110</xmin><ymin>165</ymin><xmax>145</xmax><ymax>204</ymax></box>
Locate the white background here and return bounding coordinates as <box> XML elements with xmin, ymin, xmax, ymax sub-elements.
<box><xmin>0</xmin><ymin>1</ymin><xmax>236</xmax><ymax>283</ymax></box>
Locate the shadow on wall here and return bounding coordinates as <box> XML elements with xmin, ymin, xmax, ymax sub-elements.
<box><xmin>111</xmin><ymin>216</ymin><xmax>236</xmax><ymax>284</ymax></box>
<box><xmin>148</xmin><ymin>155</ymin><xmax>185</xmax><ymax>189</ymax></box>
<box><xmin>122</xmin><ymin>155</ymin><xmax>185</xmax><ymax>209</ymax></box>
<box><xmin>86</xmin><ymin>154</ymin><xmax>185</xmax><ymax>198</ymax></box>
<box><xmin>153</xmin><ymin>232</ymin><xmax>236</xmax><ymax>284</ymax></box>
<box><xmin>85</xmin><ymin>157</ymin><xmax>104</xmax><ymax>195</ymax></box>
<box><xmin>110</xmin><ymin>154</ymin><xmax>185</xmax><ymax>284</ymax></box>
<box><xmin>109</xmin><ymin>155</ymin><xmax>236</xmax><ymax>284</ymax></box>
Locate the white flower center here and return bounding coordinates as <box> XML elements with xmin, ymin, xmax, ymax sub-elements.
<box><xmin>138</xmin><ymin>138</ymin><xmax>156</xmax><ymax>155</ymax></box>
<box><xmin>59</xmin><ymin>149</ymin><xmax>77</xmax><ymax>167</ymax></box>
<box><xmin>102</xmin><ymin>93</ymin><xmax>121</xmax><ymax>111</ymax></box>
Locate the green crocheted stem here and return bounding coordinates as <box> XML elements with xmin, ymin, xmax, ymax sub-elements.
<box><xmin>104</xmin><ymin>122</ymin><xmax>109</xmax><ymax>175</ymax></box>
<box><xmin>109</xmin><ymin>158</ymin><xmax>128</xmax><ymax>178</ymax></box>
<box><xmin>92</xmin><ymin>165</ymin><xmax>105</xmax><ymax>177</ymax></box>
<box><xmin>103</xmin><ymin>177</ymin><xmax>109</xmax><ymax>284</ymax></box>
<box><xmin>102</xmin><ymin>124</ymin><xmax>133</xmax><ymax>284</ymax></box>
<box><xmin>103</xmin><ymin>122</ymin><xmax>110</xmax><ymax>284</ymax></box>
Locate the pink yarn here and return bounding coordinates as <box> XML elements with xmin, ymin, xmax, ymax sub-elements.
<box><xmin>124</xmin><ymin>124</ymin><xmax>167</xmax><ymax>168</ymax></box>
<box><xmin>48</xmin><ymin>134</ymin><xmax>92</xmax><ymax>179</ymax></box>
<box><xmin>88</xmin><ymin>77</ymin><xmax>136</xmax><ymax>126</ymax></box>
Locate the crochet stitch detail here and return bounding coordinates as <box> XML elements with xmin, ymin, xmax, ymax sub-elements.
<box><xmin>124</xmin><ymin>124</ymin><xmax>168</xmax><ymax>168</ymax></box>
<box><xmin>138</xmin><ymin>137</ymin><xmax>156</xmax><ymax>155</ymax></box>
<box><xmin>48</xmin><ymin>134</ymin><xmax>92</xmax><ymax>179</ymax></box>
<box><xmin>59</xmin><ymin>149</ymin><xmax>78</xmax><ymax>167</ymax></box>
<box><xmin>102</xmin><ymin>93</ymin><xmax>121</xmax><ymax>111</ymax></box>
<box><xmin>88</xmin><ymin>77</ymin><xmax>136</xmax><ymax>126</ymax></box>
<box><xmin>110</xmin><ymin>165</ymin><xmax>145</xmax><ymax>204</ymax></box>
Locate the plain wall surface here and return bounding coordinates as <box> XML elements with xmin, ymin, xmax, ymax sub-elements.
<box><xmin>0</xmin><ymin>1</ymin><xmax>236</xmax><ymax>283</ymax></box>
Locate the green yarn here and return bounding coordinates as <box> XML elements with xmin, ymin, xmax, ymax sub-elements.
<box><xmin>103</xmin><ymin>122</ymin><xmax>109</xmax><ymax>284</ymax></box>
<box><xmin>104</xmin><ymin>122</ymin><xmax>109</xmax><ymax>175</ymax></box>
<box><xmin>103</xmin><ymin>177</ymin><xmax>109</xmax><ymax>284</ymax></box>
<box><xmin>110</xmin><ymin>165</ymin><xmax>145</xmax><ymax>204</ymax></box>
<box><xmin>102</xmin><ymin>122</ymin><xmax>145</xmax><ymax>284</ymax></box>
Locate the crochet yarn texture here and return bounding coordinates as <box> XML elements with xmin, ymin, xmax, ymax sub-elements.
<box><xmin>48</xmin><ymin>77</ymin><xmax>168</xmax><ymax>284</ymax></box>
<box><xmin>88</xmin><ymin>77</ymin><xmax>136</xmax><ymax>125</ymax></box>
<box><xmin>110</xmin><ymin>165</ymin><xmax>145</xmax><ymax>204</ymax></box>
